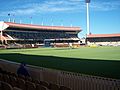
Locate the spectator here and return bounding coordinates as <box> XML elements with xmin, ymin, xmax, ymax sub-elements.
<box><xmin>17</xmin><ymin>62</ymin><xmax>30</xmax><ymax>77</ymax></box>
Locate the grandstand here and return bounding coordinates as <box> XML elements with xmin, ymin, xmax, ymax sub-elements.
<box><xmin>1</xmin><ymin>21</ymin><xmax>120</xmax><ymax>90</ymax></box>
<box><xmin>87</xmin><ymin>33</ymin><xmax>120</xmax><ymax>46</ymax></box>
<box><xmin>0</xmin><ymin>21</ymin><xmax>81</xmax><ymax>48</ymax></box>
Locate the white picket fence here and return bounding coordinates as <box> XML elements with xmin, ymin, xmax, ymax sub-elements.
<box><xmin>58</xmin><ymin>72</ymin><xmax>120</xmax><ymax>90</ymax></box>
<box><xmin>0</xmin><ymin>59</ymin><xmax>120</xmax><ymax>90</ymax></box>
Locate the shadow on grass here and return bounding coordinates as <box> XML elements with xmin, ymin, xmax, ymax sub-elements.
<box><xmin>0</xmin><ymin>53</ymin><xmax>120</xmax><ymax>79</ymax></box>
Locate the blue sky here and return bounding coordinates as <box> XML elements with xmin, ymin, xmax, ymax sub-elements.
<box><xmin>0</xmin><ymin>0</ymin><xmax>120</xmax><ymax>38</ymax></box>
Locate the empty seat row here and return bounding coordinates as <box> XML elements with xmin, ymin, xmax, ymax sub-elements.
<box><xmin>0</xmin><ymin>67</ymin><xmax>71</xmax><ymax>90</ymax></box>
<box><xmin>0</xmin><ymin>81</ymin><xmax>22</xmax><ymax>90</ymax></box>
<box><xmin>0</xmin><ymin>73</ymin><xmax>49</xmax><ymax>90</ymax></box>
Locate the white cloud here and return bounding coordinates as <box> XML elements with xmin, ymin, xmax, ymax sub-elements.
<box><xmin>68</xmin><ymin>0</ymin><xmax>84</xmax><ymax>2</ymax></box>
<box><xmin>91</xmin><ymin>1</ymin><xmax>120</xmax><ymax>11</ymax></box>
<box><xmin>0</xmin><ymin>0</ymin><xmax>85</xmax><ymax>16</ymax></box>
<box><xmin>38</xmin><ymin>0</ymin><xmax>83</xmax><ymax>12</ymax></box>
<box><xmin>40</xmin><ymin>0</ymin><xmax>87</xmax><ymax>13</ymax></box>
<box><xmin>0</xmin><ymin>0</ymin><xmax>120</xmax><ymax>16</ymax></box>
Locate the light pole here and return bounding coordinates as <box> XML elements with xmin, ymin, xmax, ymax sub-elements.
<box><xmin>8</xmin><ymin>14</ymin><xmax>11</xmax><ymax>22</ymax></box>
<box><xmin>51</xmin><ymin>18</ymin><xmax>54</xmax><ymax>26</ymax></box>
<box><xmin>13</xmin><ymin>14</ymin><xmax>15</xmax><ymax>23</ymax></box>
<box><xmin>85</xmin><ymin>0</ymin><xmax>90</xmax><ymax>35</ymax></box>
<box><xmin>30</xmin><ymin>17</ymin><xmax>32</xmax><ymax>24</ymax></box>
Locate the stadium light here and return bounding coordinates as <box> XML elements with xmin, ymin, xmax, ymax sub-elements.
<box><xmin>12</xmin><ymin>14</ymin><xmax>15</xmax><ymax>23</ymax></box>
<box><xmin>85</xmin><ymin>0</ymin><xmax>90</xmax><ymax>3</ymax></box>
<box><xmin>71</xmin><ymin>24</ymin><xmax>73</xmax><ymax>27</ymax></box>
<box><xmin>61</xmin><ymin>23</ymin><xmax>63</xmax><ymax>26</ymax></box>
<box><xmin>30</xmin><ymin>17</ymin><xmax>33</xmax><ymax>24</ymax></box>
<box><xmin>51</xmin><ymin>19</ymin><xmax>54</xmax><ymax>26</ymax></box>
<box><xmin>41</xmin><ymin>21</ymin><xmax>44</xmax><ymax>26</ymax></box>
<box><xmin>85</xmin><ymin>0</ymin><xmax>90</xmax><ymax>35</ymax></box>
<box><xmin>20</xmin><ymin>20</ymin><xmax>22</xmax><ymax>24</ymax></box>
<box><xmin>8</xmin><ymin>14</ymin><xmax>11</xmax><ymax>22</ymax></box>
<box><xmin>61</xmin><ymin>20</ymin><xmax>63</xmax><ymax>26</ymax></box>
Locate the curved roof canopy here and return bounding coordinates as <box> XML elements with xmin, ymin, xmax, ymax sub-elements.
<box><xmin>3</xmin><ymin>22</ymin><xmax>81</xmax><ymax>32</ymax></box>
<box><xmin>87</xmin><ymin>33</ymin><xmax>120</xmax><ymax>38</ymax></box>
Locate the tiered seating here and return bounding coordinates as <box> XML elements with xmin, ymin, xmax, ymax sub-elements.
<box><xmin>6</xmin><ymin>31</ymin><xmax>77</xmax><ymax>40</ymax></box>
<box><xmin>0</xmin><ymin>81</ymin><xmax>13</xmax><ymax>90</ymax></box>
<box><xmin>13</xmin><ymin>87</ymin><xmax>22</xmax><ymax>90</ymax></box>
<box><xmin>0</xmin><ymin>67</ymin><xmax>72</xmax><ymax>90</ymax></box>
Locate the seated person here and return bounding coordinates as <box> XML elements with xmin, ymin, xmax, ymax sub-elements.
<box><xmin>17</xmin><ymin>62</ymin><xmax>30</xmax><ymax>77</ymax></box>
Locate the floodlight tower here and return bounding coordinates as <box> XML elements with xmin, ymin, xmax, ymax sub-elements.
<box><xmin>85</xmin><ymin>0</ymin><xmax>90</xmax><ymax>35</ymax></box>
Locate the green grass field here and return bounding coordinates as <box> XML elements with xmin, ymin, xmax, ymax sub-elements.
<box><xmin>0</xmin><ymin>46</ymin><xmax>120</xmax><ymax>79</ymax></box>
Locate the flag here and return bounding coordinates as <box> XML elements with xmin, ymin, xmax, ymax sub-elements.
<box><xmin>8</xmin><ymin>13</ymin><xmax>10</xmax><ymax>16</ymax></box>
<box><xmin>85</xmin><ymin>0</ymin><xmax>90</xmax><ymax>3</ymax></box>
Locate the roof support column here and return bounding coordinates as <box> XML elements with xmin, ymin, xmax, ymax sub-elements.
<box><xmin>0</xmin><ymin>21</ymin><xmax>9</xmax><ymax>45</ymax></box>
<box><xmin>0</xmin><ymin>30</ymin><xmax>4</xmax><ymax>44</ymax></box>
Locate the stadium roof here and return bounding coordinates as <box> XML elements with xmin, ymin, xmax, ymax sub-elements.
<box><xmin>87</xmin><ymin>33</ymin><xmax>120</xmax><ymax>38</ymax></box>
<box><xmin>4</xmin><ymin>22</ymin><xmax>81</xmax><ymax>31</ymax></box>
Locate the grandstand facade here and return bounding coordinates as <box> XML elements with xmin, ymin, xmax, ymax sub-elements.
<box><xmin>0</xmin><ymin>21</ymin><xmax>81</xmax><ymax>48</ymax></box>
<box><xmin>87</xmin><ymin>33</ymin><xmax>120</xmax><ymax>46</ymax></box>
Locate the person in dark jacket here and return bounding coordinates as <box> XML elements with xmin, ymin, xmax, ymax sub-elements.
<box><xmin>17</xmin><ymin>63</ymin><xmax>30</xmax><ymax>77</ymax></box>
